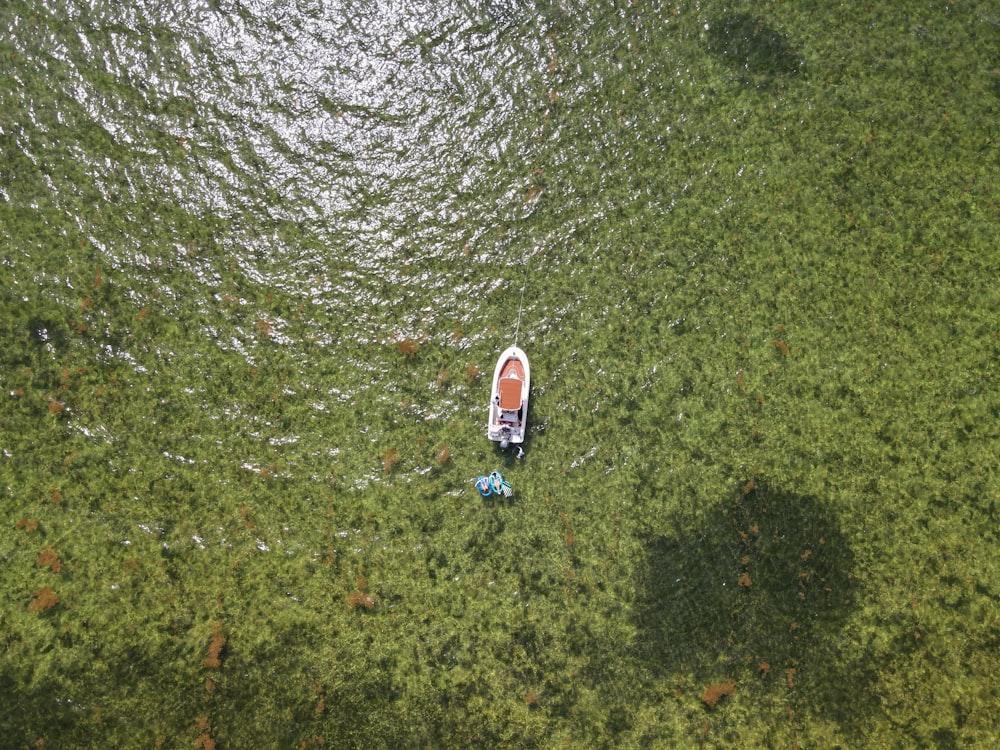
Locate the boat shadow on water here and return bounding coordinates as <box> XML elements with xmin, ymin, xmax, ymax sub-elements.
<box><xmin>634</xmin><ymin>482</ymin><xmax>878</xmax><ymax>733</ymax></box>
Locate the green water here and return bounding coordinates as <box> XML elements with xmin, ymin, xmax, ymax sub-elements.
<box><xmin>2</xmin><ymin>0</ymin><xmax>999</xmax><ymax>746</ymax></box>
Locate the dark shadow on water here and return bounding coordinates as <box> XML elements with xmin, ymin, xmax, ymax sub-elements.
<box><xmin>635</xmin><ymin>482</ymin><xmax>875</xmax><ymax>734</ymax></box>
<box><xmin>706</xmin><ymin>13</ymin><xmax>802</xmax><ymax>78</ymax></box>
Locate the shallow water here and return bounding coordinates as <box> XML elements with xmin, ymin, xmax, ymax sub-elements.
<box><xmin>2</xmin><ymin>1</ymin><xmax>999</xmax><ymax>747</ymax></box>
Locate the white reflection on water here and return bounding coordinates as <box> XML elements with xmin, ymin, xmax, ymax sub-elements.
<box><xmin>193</xmin><ymin>0</ymin><xmax>540</xmax><ymax>224</ymax></box>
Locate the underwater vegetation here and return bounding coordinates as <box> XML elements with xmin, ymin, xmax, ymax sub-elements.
<box><xmin>2</xmin><ymin>0</ymin><xmax>1000</xmax><ymax>747</ymax></box>
<box><xmin>705</xmin><ymin>12</ymin><xmax>802</xmax><ymax>78</ymax></box>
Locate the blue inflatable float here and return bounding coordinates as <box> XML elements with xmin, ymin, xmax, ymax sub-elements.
<box><xmin>475</xmin><ymin>471</ymin><xmax>512</xmax><ymax>498</ymax></box>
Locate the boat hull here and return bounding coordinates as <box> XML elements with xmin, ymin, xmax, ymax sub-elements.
<box><xmin>487</xmin><ymin>345</ymin><xmax>530</xmax><ymax>445</ymax></box>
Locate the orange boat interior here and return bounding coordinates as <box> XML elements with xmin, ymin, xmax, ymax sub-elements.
<box><xmin>497</xmin><ymin>360</ymin><xmax>525</xmax><ymax>411</ymax></box>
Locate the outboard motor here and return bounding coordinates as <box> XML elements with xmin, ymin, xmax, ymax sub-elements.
<box><xmin>500</xmin><ymin>435</ymin><xmax>510</xmax><ymax>450</ymax></box>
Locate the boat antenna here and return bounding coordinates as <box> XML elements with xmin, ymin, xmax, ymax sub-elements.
<box><xmin>513</xmin><ymin>254</ymin><xmax>530</xmax><ymax>347</ymax></box>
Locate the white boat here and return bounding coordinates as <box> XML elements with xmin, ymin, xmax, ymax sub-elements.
<box><xmin>487</xmin><ymin>345</ymin><xmax>530</xmax><ymax>448</ymax></box>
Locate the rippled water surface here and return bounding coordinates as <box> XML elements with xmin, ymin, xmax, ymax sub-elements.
<box><xmin>3</xmin><ymin>1</ymin><xmax>999</xmax><ymax>746</ymax></box>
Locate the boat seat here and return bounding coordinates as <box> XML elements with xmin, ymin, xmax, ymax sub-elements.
<box><xmin>498</xmin><ymin>375</ymin><xmax>522</xmax><ymax>410</ymax></box>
